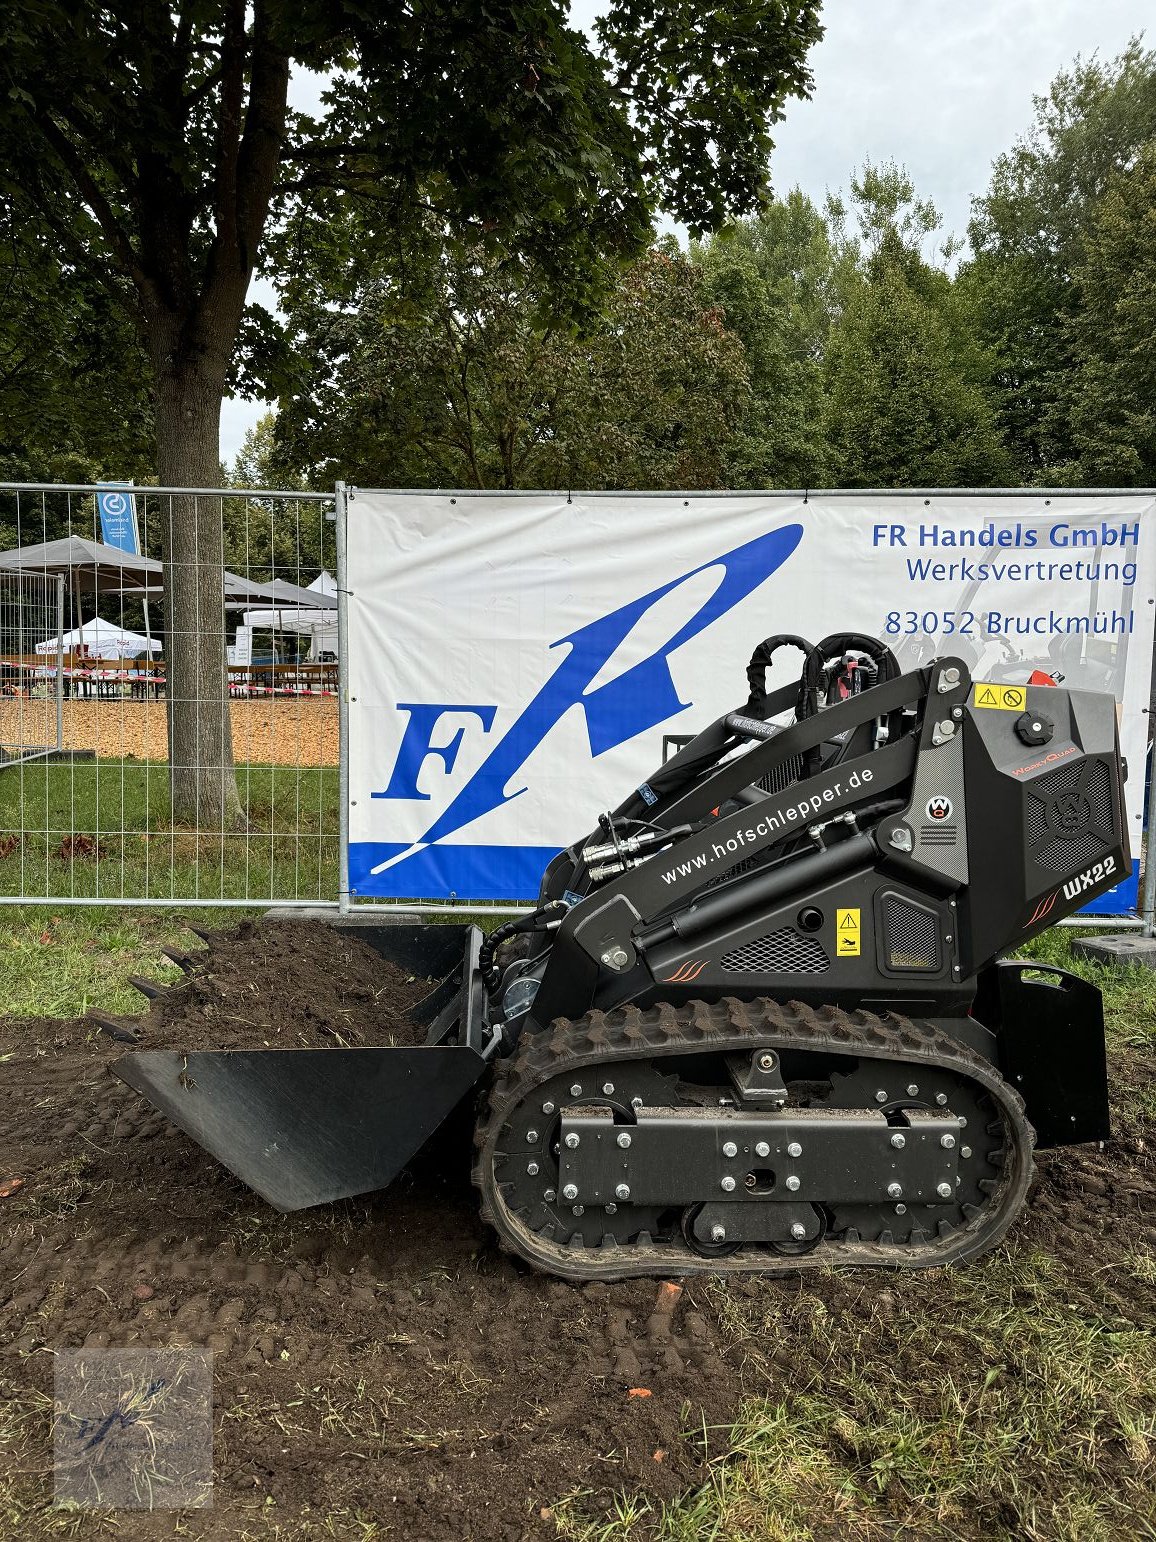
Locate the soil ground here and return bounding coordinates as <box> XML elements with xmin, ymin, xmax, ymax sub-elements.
<box><xmin>1</xmin><ymin>922</ymin><xmax>1154</xmax><ymax>1539</ymax></box>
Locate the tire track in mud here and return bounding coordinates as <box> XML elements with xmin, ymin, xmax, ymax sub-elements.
<box><xmin>1</xmin><ymin>964</ymin><xmax>740</xmax><ymax>1540</ymax></box>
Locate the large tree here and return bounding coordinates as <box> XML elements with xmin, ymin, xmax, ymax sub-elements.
<box><xmin>963</xmin><ymin>41</ymin><xmax>1156</xmax><ymax>481</ymax></box>
<box><xmin>693</xmin><ymin>189</ymin><xmax>850</xmax><ymax>487</ymax></box>
<box><xmin>823</xmin><ymin>164</ymin><xmax>1011</xmax><ymax>488</ymax></box>
<box><xmin>276</xmin><ymin>243</ymin><xmax>750</xmax><ymax>490</ymax></box>
<box><xmin>0</xmin><ymin>1</ymin><xmax>823</xmax><ymax>824</ymax></box>
<box><xmin>1066</xmin><ymin>144</ymin><xmax>1156</xmax><ymax>484</ymax></box>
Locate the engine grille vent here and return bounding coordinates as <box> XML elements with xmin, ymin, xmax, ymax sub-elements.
<box><xmin>1025</xmin><ymin>759</ymin><xmax>1113</xmax><ymax>872</ymax></box>
<box><xmin>757</xmin><ymin>754</ymin><xmax>803</xmax><ymax>795</ymax></box>
<box><xmin>920</xmin><ymin>824</ymin><xmax>958</xmax><ymax>846</ymax></box>
<box><xmin>882</xmin><ymin>894</ymin><xmax>941</xmax><ymax>971</ymax></box>
<box><xmin>721</xmin><ymin>927</ymin><xmax>829</xmax><ymax>974</ymax></box>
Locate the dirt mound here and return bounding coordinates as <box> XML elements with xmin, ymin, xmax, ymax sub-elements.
<box><xmin>141</xmin><ymin>920</ymin><xmax>433</xmax><ymax>1049</ymax></box>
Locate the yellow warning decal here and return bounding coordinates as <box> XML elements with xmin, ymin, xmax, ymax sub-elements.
<box><xmin>836</xmin><ymin>907</ymin><xmax>861</xmax><ymax>957</ymax></box>
<box><xmin>973</xmin><ymin>681</ymin><xmax>1026</xmax><ymax>711</ymax></box>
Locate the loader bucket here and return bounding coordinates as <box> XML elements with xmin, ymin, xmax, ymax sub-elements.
<box><xmin>112</xmin><ymin>923</ymin><xmax>491</xmax><ymax>1211</ymax></box>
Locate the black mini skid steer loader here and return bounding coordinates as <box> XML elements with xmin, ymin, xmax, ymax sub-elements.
<box><xmin>116</xmin><ymin>635</ymin><xmax>1128</xmax><ymax>1279</ymax></box>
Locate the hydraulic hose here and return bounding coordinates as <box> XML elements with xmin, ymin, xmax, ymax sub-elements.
<box><xmin>479</xmin><ymin>901</ymin><xmax>568</xmax><ymax>991</ymax></box>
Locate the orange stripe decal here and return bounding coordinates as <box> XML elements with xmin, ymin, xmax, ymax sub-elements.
<box><xmin>1026</xmin><ymin>889</ymin><xmax>1059</xmax><ymax>927</ymax></box>
<box><xmin>662</xmin><ymin>959</ymin><xmax>707</xmax><ymax>983</ymax></box>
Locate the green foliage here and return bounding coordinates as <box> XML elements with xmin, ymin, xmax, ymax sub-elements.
<box><xmin>275</xmin><ymin>148</ymin><xmax>1050</xmax><ymax>497</ymax></box>
<box><xmin>964</xmin><ymin>40</ymin><xmax>1156</xmax><ymax>482</ymax></box>
<box><xmin>688</xmin><ymin>162</ymin><xmax>1014</xmax><ymax>493</ymax></box>
<box><xmin>276</xmin><ymin>243</ymin><xmax>751</xmax><ymax>490</ymax></box>
<box><xmin>0</xmin><ymin>203</ymin><xmax>153</xmax><ymax>484</ymax></box>
<box><xmin>222</xmin><ymin>413</ymin><xmax>330</xmax><ymax>578</ymax></box>
<box><xmin>822</xmin><ymin>165</ymin><xmax>1011</xmax><ymax>489</ymax></box>
<box><xmin>595</xmin><ymin>0</ymin><xmax>825</xmax><ymax>236</ymax></box>
<box><xmin>4</xmin><ymin>17</ymin><xmax>1156</xmax><ymax>505</ymax></box>
<box><xmin>1066</xmin><ymin>144</ymin><xmax>1156</xmax><ymax>485</ymax></box>
<box><xmin>824</xmin><ymin>276</ymin><xmax>1012</xmax><ymax>490</ymax></box>
<box><xmin>693</xmin><ymin>191</ymin><xmax>846</xmax><ymax>487</ymax></box>
<box><xmin>0</xmin><ymin>1</ymin><xmax>823</xmax><ymax>468</ymax></box>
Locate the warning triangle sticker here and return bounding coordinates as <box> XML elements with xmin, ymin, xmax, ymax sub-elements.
<box><xmin>839</xmin><ymin>912</ymin><xmax>859</xmax><ymax>928</ymax></box>
<box><xmin>977</xmin><ymin>686</ymin><xmax>997</xmax><ymax>705</ymax></box>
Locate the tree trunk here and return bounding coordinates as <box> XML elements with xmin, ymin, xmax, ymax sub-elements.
<box><xmin>135</xmin><ymin>15</ymin><xmax>289</xmax><ymax>830</ymax></box>
<box><xmin>153</xmin><ymin>354</ymin><xmax>243</xmax><ymax>830</ymax></box>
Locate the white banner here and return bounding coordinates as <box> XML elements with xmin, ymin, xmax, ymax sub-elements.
<box><xmin>347</xmin><ymin>491</ymin><xmax>1156</xmax><ymax>911</ymax></box>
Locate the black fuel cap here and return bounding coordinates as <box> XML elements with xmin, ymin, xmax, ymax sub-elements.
<box><xmin>1015</xmin><ymin>710</ymin><xmax>1053</xmax><ymax>746</ymax></box>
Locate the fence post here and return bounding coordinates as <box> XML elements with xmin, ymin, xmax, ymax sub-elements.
<box><xmin>336</xmin><ymin>481</ymin><xmax>351</xmax><ymax>914</ymax></box>
<box><xmin>54</xmin><ymin>574</ymin><xmax>64</xmax><ymax>752</ymax></box>
<box><xmin>1144</xmin><ymin>718</ymin><xmax>1156</xmax><ymax>940</ymax></box>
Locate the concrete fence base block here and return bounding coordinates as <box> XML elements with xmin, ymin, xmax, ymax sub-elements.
<box><xmin>1073</xmin><ymin>933</ymin><xmax>1156</xmax><ymax>970</ymax></box>
<box><xmin>261</xmin><ymin>906</ymin><xmax>424</xmax><ymax>927</ymax></box>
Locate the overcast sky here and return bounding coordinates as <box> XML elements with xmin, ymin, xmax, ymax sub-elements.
<box><xmin>220</xmin><ymin>0</ymin><xmax>1151</xmax><ymax>465</ymax></box>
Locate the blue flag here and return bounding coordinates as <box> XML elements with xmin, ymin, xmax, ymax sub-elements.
<box><xmin>97</xmin><ymin>482</ymin><xmax>139</xmax><ymax>555</ymax></box>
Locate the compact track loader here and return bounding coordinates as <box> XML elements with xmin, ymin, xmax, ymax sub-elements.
<box><xmin>116</xmin><ymin>635</ymin><xmax>1128</xmax><ymax>1279</ymax></box>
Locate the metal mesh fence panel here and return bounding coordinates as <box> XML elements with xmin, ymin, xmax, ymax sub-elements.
<box><xmin>0</xmin><ymin>484</ymin><xmax>338</xmax><ymax>906</ymax></box>
<box><xmin>0</xmin><ymin>569</ymin><xmax>63</xmax><ymax>764</ymax></box>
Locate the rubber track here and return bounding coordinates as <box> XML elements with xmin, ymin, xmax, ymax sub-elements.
<box><xmin>474</xmin><ymin>996</ymin><xmax>1035</xmax><ymax>1281</ymax></box>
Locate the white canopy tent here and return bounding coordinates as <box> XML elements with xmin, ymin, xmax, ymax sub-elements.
<box><xmin>35</xmin><ymin>616</ymin><xmax>163</xmax><ymax>659</ymax></box>
<box><xmin>239</xmin><ymin>571</ymin><xmax>338</xmax><ymax>660</ymax></box>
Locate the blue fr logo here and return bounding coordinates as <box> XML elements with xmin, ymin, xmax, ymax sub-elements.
<box><xmin>372</xmin><ymin>522</ymin><xmax>804</xmax><ymax>848</ymax></box>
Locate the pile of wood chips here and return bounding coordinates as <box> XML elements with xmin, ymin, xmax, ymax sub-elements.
<box><xmin>0</xmin><ymin>697</ymin><xmax>338</xmax><ymax>766</ymax></box>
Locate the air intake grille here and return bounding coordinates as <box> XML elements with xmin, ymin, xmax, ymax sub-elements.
<box><xmin>1025</xmin><ymin>758</ymin><xmax>1114</xmax><ymax>872</ymax></box>
<box><xmin>882</xmin><ymin>894</ymin><xmax>941</xmax><ymax>971</ymax></box>
<box><xmin>721</xmin><ymin>927</ymin><xmax>829</xmax><ymax>974</ymax></box>
<box><xmin>920</xmin><ymin>824</ymin><xmax>958</xmax><ymax>846</ymax></box>
<box><xmin>758</xmin><ymin>755</ymin><xmax>803</xmax><ymax>795</ymax></box>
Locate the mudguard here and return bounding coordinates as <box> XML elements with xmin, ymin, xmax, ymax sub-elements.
<box><xmin>973</xmin><ymin>960</ymin><xmax>1110</xmax><ymax>1148</ymax></box>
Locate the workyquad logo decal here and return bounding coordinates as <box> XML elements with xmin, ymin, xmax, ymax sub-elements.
<box><xmin>1047</xmin><ymin>790</ymin><xmax>1092</xmax><ymax>838</ymax></box>
<box><xmin>925</xmin><ymin>795</ymin><xmax>953</xmax><ymax>821</ymax></box>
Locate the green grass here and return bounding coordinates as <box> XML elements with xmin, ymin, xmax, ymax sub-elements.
<box><xmin>0</xmin><ymin>760</ymin><xmax>338</xmax><ymax>903</ymax></box>
<box><xmin>0</xmin><ymin>905</ymin><xmax>263</xmax><ymax>1017</ymax></box>
<box><xmin>551</xmin><ymin>1253</ymin><xmax>1156</xmax><ymax>1541</ymax></box>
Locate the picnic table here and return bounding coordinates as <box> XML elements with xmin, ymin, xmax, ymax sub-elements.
<box><xmin>227</xmin><ymin>662</ymin><xmax>338</xmax><ymax>698</ymax></box>
<box><xmin>0</xmin><ymin>655</ymin><xmax>166</xmax><ymax>700</ymax></box>
<box><xmin>1</xmin><ymin>654</ymin><xmax>338</xmax><ymax>702</ymax></box>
